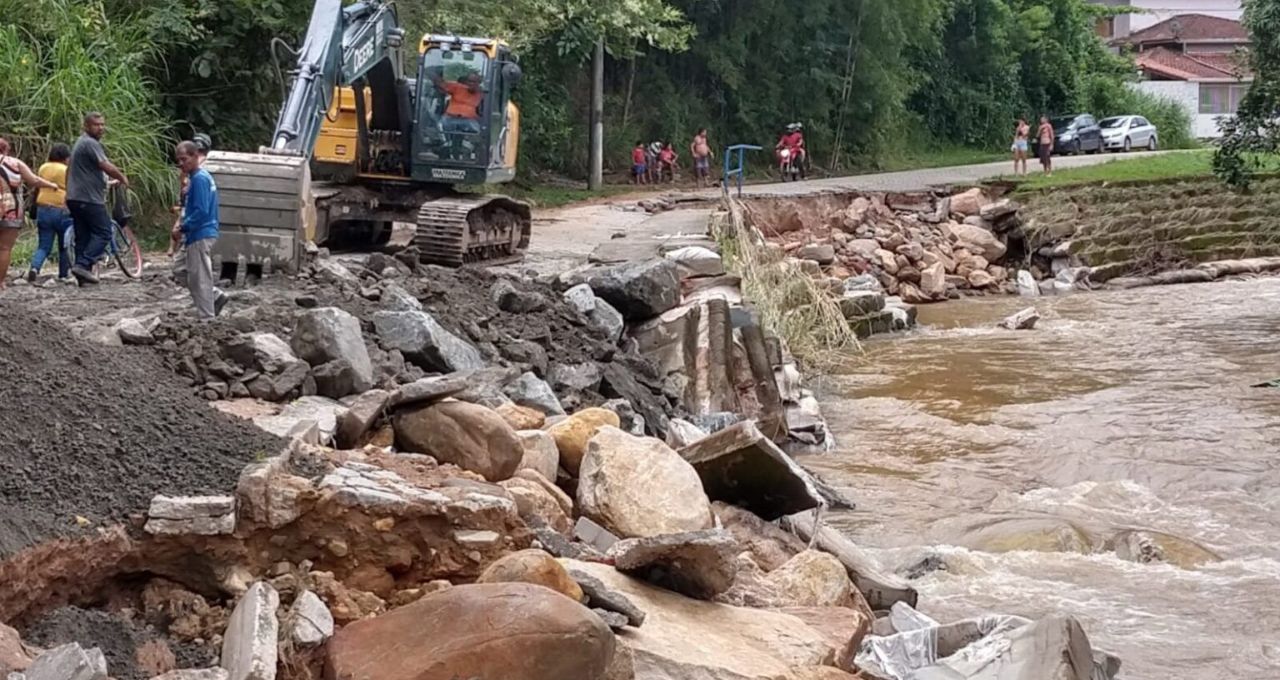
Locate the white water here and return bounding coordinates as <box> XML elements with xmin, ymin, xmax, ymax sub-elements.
<box><xmin>811</xmin><ymin>278</ymin><xmax>1280</xmax><ymax>679</ymax></box>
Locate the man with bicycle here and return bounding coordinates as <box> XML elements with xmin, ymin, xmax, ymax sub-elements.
<box><xmin>174</xmin><ymin>140</ymin><xmax>227</xmax><ymax>319</ymax></box>
<box><xmin>66</xmin><ymin>112</ymin><xmax>129</xmax><ymax>285</ymax></box>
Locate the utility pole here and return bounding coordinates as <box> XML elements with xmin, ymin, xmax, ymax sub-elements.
<box><xmin>589</xmin><ymin>38</ymin><xmax>604</xmax><ymax>190</ymax></box>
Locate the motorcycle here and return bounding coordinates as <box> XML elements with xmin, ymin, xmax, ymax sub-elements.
<box><xmin>778</xmin><ymin>147</ymin><xmax>805</xmax><ymax>182</ymax></box>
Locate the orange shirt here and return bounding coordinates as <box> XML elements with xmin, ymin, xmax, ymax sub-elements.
<box><xmin>444</xmin><ymin>81</ymin><xmax>483</xmax><ymax>119</ymax></box>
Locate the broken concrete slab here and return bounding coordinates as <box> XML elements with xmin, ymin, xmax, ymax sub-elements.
<box><xmin>289</xmin><ymin>590</ymin><xmax>335</xmax><ymax>647</ymax></box>
<box><xmin>666</xmin><ymin>245</ymin><xmax>725</xmax><ymax>278</ymax></box>
<box><xmin>144</xmin><ymin>494</ymin><xmax>236</xmax><ymax>536</ymax></box>
<box><xmin>151</xmin><ymin>670</ymin><xmax>231</xmax><ymax>680</ymax></box>
<box><xmin>222</xmin><ymin>332</ymin><xmax>298</xmax><ymax>374</ymax></box>
<box><xmin>256</xmin><ymin>396</ymin><xmax>348</xmax><ymax>445</ymax></box>
<box><xmin>221</xmin><ymin>582</ymin><xmax>279</xmax><ymax>680</ymax></box>
<box><xmin>372</xmin><ymin>310</ymin><xmax>486</xmax><ymax>373</ymax></box>
<box><xmin>113</xmin><ymin>317</ymin><xmax>155</xmax><ymax>346</ymax></box>
<box><xmin>336</xmin><ymin>389</ymin><xmax>391</xmax><ymax>448</ymax></box>
<box><xmin>608</xmin><ymin>529</ymin><xmax>739</xmax><ymax>599</ymax></box>
<box><xmin>503</xmin><ymin>371</ymin><xmax>565</xmax><ymax>416</ymax></box>
<box><xmin>390</xmin><ymin>373</ymin><xmax>469</xmax><ymax>408</ymax></box>
<box><xmin>574</xmin><ymin>516</ymin><xmax>620</xmax><ymax>553</ymax></box>
<box><xmin>564</xmin><ymin>566</ymin><xmax>647</xmax><ymax>627</ymax></box>
<box><xmin>678</xmin><ymin>421</ymin><xmax>823</xmax><ymax>520</ymax></box>
<box><xmin>997</xmin><ymin>307</ymin><xmax>1040</xmax><ymax>331</ymax></box>
<box><xmin>20</xmin><ymin>643</ymin><xmax>107</xmax><ymax>680</ymax></box>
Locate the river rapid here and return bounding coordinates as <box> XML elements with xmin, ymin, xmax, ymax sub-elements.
<box><xmin>808</xmin><ymin>278</ymin><xmax>1280</xmax><ymax>679</ymax></box>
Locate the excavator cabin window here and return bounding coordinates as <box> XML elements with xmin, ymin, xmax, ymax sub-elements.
<box><xmin>418</xmin><ymin>48</ymin><xmax>490</xmax><ymax>163</ymax></box>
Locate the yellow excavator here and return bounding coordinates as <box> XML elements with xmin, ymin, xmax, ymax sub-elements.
<box><xmin>205</xmin><ymin>0</ymin><xmax>531</xmax><ymax>276</ymax></box>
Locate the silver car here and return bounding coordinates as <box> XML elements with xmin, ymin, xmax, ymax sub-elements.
<box><xmin>1100</xmin><ymin>115</ymin><xmax>1158</xmax><ymax>152</ymax></box>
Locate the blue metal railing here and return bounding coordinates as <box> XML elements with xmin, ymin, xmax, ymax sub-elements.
<box><xmin>722</xmin><ymin>144</ymin><xmax>762</xmax><ymax>198</ymax></box>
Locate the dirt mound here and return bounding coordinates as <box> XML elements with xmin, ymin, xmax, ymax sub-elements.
<box><xmin>23</xmin><ymin>606</ymin><xmax>215</xmax><ymax>680</ymax></box>
<box><xmin>0</xmin><ymin>302</ymin><xmax>281</xmax><ymax>559</ymax></box>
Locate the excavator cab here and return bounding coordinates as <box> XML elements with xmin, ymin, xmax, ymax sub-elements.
<box><xmin>412</xmin><ymin>36</ymin><xmax>520</xmax><ymax>185</ymax></box>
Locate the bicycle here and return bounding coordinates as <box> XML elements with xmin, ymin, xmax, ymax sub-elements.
<box><xmin>63</xmin><ymin>217</ymin><xmax>144</xmax><ymax>280</ymax></box>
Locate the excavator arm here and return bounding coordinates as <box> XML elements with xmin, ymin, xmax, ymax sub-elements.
<box><xmin>267</xmin><ymin>0</ymin><xmax>405</xmax><ymax>157</ymax></box>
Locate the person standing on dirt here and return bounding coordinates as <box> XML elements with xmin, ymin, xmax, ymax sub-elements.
<box><xmin>0</xmin><ymin>137</ymin><xmax>59</xmax><ymax>291</ymax></box>
<box><xmin>174</xmin><ymin>140</ymin><xmax>227</xmax><ymax>319</ymax></box>
<box><xmin>631</xmin><ymin>141</ymin><xmax>648</xmax><ymax>185</ymax></box>
<box><xmin>66</xmin><ymin>112</ymin><xmax>129</xmax><ymax>285</ymax></box>
<box><xmin>1036</xmin><ymin>116</ymin><xmax>1054</xmax><ymax>176</ymax></box>
<box><xmin>27</xmin><ymin>143</ymin><xmax>76</xmax><ymax>284</ymax></box>
<box><xmin>690</xmin><ymin>128</ymin><xmax>714</xmax><ymax>188</ymax></box>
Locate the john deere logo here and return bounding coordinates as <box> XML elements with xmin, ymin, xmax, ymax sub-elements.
<box><xmin>431</xmin><ymin>168</ymin><xmax>467</xmax><ymax>181</ymax></box>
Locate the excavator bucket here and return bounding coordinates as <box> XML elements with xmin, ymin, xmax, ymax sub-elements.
<box><xmin>205</xmin><ymin>151</ymin><xmax>314</xmax><ymax>279</ymax></box>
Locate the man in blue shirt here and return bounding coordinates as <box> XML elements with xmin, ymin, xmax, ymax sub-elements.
<box><xmin>174</xmin><ymin>140</ymin><xmax>227</xmax><ymax>318</ymax></box>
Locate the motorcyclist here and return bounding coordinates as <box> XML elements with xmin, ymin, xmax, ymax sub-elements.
<box><xmin>775</xmin><ymin>123</ymin><xmax>807</xmax><ymax>168</ymax></box>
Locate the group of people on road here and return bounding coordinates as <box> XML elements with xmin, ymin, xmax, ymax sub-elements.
<box><xmin>0</xmin><ymin>112</ymin><xmax>226</xmax><ymax>318</ymax></box>
<box><xmin>630</xmin><ymin>124</ymin><xmax>810</xmax><ymax>186</ymax></box>
<box><xmin>631</xmin><ymin>128</ymin><xmax>717</xmax><ymax>188</ymax></box>
<box><xmin>1011</xmin><ymin>116</ymin><xmax>1057</xmax><ymax>176</ymax></box>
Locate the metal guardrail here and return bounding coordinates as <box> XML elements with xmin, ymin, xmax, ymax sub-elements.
<box><xmin>722</xmin><ymin>144</ymin><xmax>763</xmax><ymax>198</ymax></box>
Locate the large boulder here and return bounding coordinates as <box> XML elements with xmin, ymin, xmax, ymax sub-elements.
<box><xmin>761</xmin><ymin>551</ymin><xmax>855</xmax><ymax>608</ymax></box>
<box><xmin>504</xmin><ymin>372</ymin><xmax>566</xmax><ymax>416</ymax></box>
<box><xmin>222</xmin><ymin>332</ymin><xmax>299</xmax><ymax>374</ymax></box>
<box><xmin>608</xmin><ymin>529</ymin><xmax>739</xmax><ymax>599</ymax></box>
<box><xmin>500</xmin><ymin>472</ymin><xmax>573</xmax><ymax>534</ymax></box>
<box><xmin>714</xmin><ymin>503</ymin><xmax>806</xmax><ymax>572</ymax></box>
<box><xmin>517</xmin><ymin>430</ymin><xmax>561</xmax><ymax>481</ymax></box>
<box><xmin>587</xmin><ymin>259</ymin><xmax>681</xmax><ymax>320</ymax></box>
<box><xmin>948</xmin><ymin>223</ymin><xmax>1007</xmax><ymax>262</ymax></box>
<box><xmin>781</xmin><ymin>512</ymin><xmax>917</xmax><ymax>611</ymax></box>
<box><xmin>0</xmin><ymin>622</ymin><xmax>33</xmax><ymax>674</ymax></box>
<box><xmin>324</xmin><ymin>583</ymin><xmax>615</xmax><ymax>680</ymax></box>
<box><xmin>562</xmin><ymin>560</ymin><xmax>835</xmax><ymax>680</ymax></box>
<box><xmin>311</xmin><ymin>359</ymin><xmax>372</xmax><ymax>399</ymax></box>
<box><xmin>920</xmin><ymin>262</ymin><xmax>947</xmax><ymax>299</ymax></box>
<box><xmin>477</xmin><ymin>549</ymin><xmax>584</xmax><ymax>601</ymax></box>
<box><xmin>547</xmin><ymin>407</ymin><xmax>621</xmax><ymax>475</ymax></box>
<box><xmin>577</xmin><ymin>426</ymin><xmax>714</xmax><ymax>538</ymax></box>
<box><xmin>393</xmin><ymin>401</ymin><xmax>522</xmax><ymax>481</ymax></box>
<box><xmin>949</xmin><ymin>187</ymin><xmax>987</xmax><ymax>217</ymax></box>
<box><xmin>290</xmin><ymin>308</ymin><xmax>374</xmax><ymax>388</ymax></box>
<box><xmin>372</xmin><ymin>310</ymin><xmax>486</xmax><ymax>373</ymax></box>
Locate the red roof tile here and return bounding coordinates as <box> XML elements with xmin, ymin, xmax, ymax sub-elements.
<box><xmin>1125</xmin><ymin>14</ymin><xmax>1248</xmax><ymax>45</ymax></box>
<box><xmin>1136</xmin><ymin>46</ymin><xmax>1251</xmax><ymax>81</ymax></box>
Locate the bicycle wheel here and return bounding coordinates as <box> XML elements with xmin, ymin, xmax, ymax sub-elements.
<box><xmin>111</xmin><ymin>222</ymin><xmax>144</xmax><ymax>279</ymax></box>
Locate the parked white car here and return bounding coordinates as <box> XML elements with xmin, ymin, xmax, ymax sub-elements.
<box><xmin>1100</xmin><ymin>115</ymin><xmax>1158</xmax><ymax>152</ymax></box>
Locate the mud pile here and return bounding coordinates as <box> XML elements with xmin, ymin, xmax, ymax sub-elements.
<box><xmin>0</xmin><ymin>302</ymin><xmax>281</xmax><ymax>558</ymax></box>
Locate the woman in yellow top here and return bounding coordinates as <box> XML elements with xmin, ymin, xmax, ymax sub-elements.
<box><xmin>27</xmin><ymin>143</ymin><xmax>75</xmax><ymax>282</ymax></box>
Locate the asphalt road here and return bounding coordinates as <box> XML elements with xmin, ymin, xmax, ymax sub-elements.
<box><xmin>699</xmin><ymin>149</ymin><xmax>1171</xmax><ymax>196</ymax></box>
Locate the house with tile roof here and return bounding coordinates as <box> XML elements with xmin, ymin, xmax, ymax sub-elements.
<box><xmin>1112</xmin><ymin>13</ymin><xmax>1252</xmax><ymax>138</ymax></box>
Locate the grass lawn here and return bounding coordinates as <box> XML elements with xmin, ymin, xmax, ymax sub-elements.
<box><xmin>873</xmin><ymin>145</ymin><xmax>1006</xmax><ymax>173</ymax></box>
<box><xmin>1011</xmin><ymin>150</ymin><xmax>1214</xmax><ymax>190</ymax></box>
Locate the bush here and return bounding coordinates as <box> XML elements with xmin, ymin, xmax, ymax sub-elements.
<box><xmin>1082</xmin><ymin>75</ymin><xmax>1196</xmax><ymax>149</ymax></box>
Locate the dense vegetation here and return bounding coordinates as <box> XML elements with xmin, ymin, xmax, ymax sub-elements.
<box><xmin>1214</xmin><ymin>0</ymin><xmax>1280</xmax><ymax>188</ymax></box>
<box><xmin>2</xmin><ymin>0</ymin><xmax>1195</xmax><ymax>209</ymax></box>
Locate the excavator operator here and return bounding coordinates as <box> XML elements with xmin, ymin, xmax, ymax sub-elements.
<box><xmin>431</xmin><ymin>71</ymin><xmax>484</xmax><ymax>134</ymax></box>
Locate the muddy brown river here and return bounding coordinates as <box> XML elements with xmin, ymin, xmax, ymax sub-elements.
<box><xmin>807</xmin><ymin>278</ymin><xmax>1280</xmax><ymax>679</ymax></box>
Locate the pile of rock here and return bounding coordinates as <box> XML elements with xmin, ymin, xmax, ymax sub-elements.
<box><xmin>732</xmin><ymin>188</ymin><xmax>1030</xmax><ymax>339</ymax></box>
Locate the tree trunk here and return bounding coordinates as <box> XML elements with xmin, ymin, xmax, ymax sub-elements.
<box><xmin>622</xmin><ymin>52</ymin><xmax>636</xmax><ymax>130</ymax></box>
<box><xmin>589</xmin><ymin>39</ymin><xmax>605</xmax><ymax>190</ymax></box>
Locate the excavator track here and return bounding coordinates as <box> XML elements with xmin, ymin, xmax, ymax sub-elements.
<box><xmin>415</xmin><ymin>194</ymin><xmax>532</xmax><ymax>267</ymax></box>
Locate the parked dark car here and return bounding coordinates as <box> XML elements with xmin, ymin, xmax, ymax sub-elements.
<box><xmin>1041</xmin><ymin>113</ymin><xmax>1103</xmax><ymax>156</ymax></box>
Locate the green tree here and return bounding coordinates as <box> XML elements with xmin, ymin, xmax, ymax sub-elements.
<box><xmin>1214</xmin><ymin>0</ymin><xmax>1280</xmax><ymax>188</ymax></box>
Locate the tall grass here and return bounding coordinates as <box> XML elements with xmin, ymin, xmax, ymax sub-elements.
<box><xmin>713</xmin><ymin>199</ymin><xmax>859</xmax><ymax>369</ymax></box>
<box><xmin>0</xmin><ymin>1</ymin><xmax>177</xmax><ymax>227</ymax></box>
